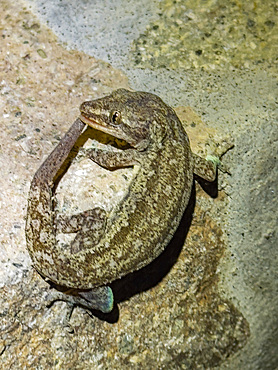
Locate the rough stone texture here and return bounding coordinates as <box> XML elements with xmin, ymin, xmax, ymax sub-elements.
<box><xmin>1</xmin><ymin>0</ymin><xmax>277</xmax><ymax>369</ymax></box>
<box><xmin>130</xmin><ymin>0</ymin><xmax>277</xmax><ymax>70</ymax></box>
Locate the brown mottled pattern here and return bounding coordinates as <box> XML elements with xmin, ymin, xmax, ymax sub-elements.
<box><xmin>26</xmin><ymin>119</ymin><xmax>86</xmax><ymax>283</ymax></box>
<box><xmin>26</xmin><ymin>89</ymin><xmax>216</xmax><ymax>290</ymax></box>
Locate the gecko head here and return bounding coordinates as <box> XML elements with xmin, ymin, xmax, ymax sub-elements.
<box><xmin>79</xmin><ymin>89</ymin><xmax>170</xmax><ymax>151</ymax></box>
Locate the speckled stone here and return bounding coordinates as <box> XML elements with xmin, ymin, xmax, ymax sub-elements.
<box><xmin>131</xmin><ymin>0</ymin><xmax>277</xmax><ymax>70</ymax></box>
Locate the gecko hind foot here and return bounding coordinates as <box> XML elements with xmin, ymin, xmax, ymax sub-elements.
<box><xmin>78</xmin><ymin>286</ymin><xmax>114</xmax><ymax>313</ymax></box>
<box><xmin>46</xmin><ymin>284</ymin><xmax>114</xmax><ymax>316</ymax></box>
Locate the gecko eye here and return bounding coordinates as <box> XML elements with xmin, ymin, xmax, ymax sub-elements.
<box><xmin>111</xmin><ymin>111</ymin><xmax>122</xmax><ymax>125</ymax></box>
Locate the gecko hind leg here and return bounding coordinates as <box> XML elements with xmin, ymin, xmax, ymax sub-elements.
<box><xmin>46</xmin><ymin>285</ymin><xmax>114</xmax><ymax>327</ymax></box>
<box><xmin>54</xmin><ymin>208</ymin><xmax>114</xmax><ymax>314</ymax></box>
<box><xmin>58</xmin><ymin>286</ymin><xmax>114</xmax><ymax>314</ymax></box>
<box><xmin>56</xmin><ymin>207</ymin><xmax>107</xmax><ymax>254</ymax></box>
<box><xmin>77</xmin><ymin>286</ymin><xmax>114</xmax><ymax>313</ymax></box>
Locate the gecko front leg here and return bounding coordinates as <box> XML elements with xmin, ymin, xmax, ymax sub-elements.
<box><xmin>81</xmin><ymin>147</ymin><xmax>141</xmax><ymax>169</ymax></box>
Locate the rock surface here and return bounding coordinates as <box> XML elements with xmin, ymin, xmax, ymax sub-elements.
<box><xmin>0</xmin><ymin>0</ymin><xmax>276</xmax><ymax>369</ymax></box>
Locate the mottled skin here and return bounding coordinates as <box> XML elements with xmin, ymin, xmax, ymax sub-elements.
<box><xmin>26</xmin><ymin>89</ymin><xmax>216</xmax><ymax>313</ymax></box>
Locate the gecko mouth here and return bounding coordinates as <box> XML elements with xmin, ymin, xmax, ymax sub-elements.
<box><xmin>79</xmin><ymin>114</ymin><xmax>132</xmax><ymax>149</ymax></box>
<box><xmin>80</xmin><ymin>114</ymin><xmax>114</xmax><ymax>134</ymax></box>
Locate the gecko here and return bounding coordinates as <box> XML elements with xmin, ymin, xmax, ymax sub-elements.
<box><xmin>26</xmin><ymin>89</ymin><xmax>217</xmax><ymax>314</ymax></box>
